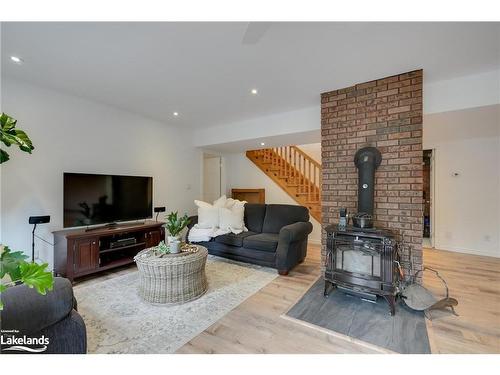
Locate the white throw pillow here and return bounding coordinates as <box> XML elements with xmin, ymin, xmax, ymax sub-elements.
<box><xmin>195</xmin><ymin>200</ymin><xmax>219</xmax><ymax>228</ymax></box>
<box><xmin>194</xmin><ymin>199</ymin><xmax>213</xmax><ymax>209</ymax></box>
<box><xmin>219</xmin><ymin>201</ymin><xmax>246</xmax><ymax>234</ymax></box>
<box><xmin>223</xmin><ymin>198</ymin><xmax>237</xmax><ymax>209</ymax></box>
<box><xmin>213</xmin><ymin>195</ymin><xmax>228</xmax><ymax>208</ymax></box>
<box><xmin>193</xmin><ymin>197</ymin><xmax>247</xmax><ymax>233</ymax></box>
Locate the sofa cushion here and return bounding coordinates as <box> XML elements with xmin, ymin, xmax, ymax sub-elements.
<box><xmin>214</xmin><ymin>231</ymin><xmax>256</xmax><ymax>247</ymax></box>
<box><xmin>262</xmin><ymin>204</ymin><xmax>309</xmax><ymax>234</ymax></box>
<box><xmin>243</xmin><ymin>233</ymin><xmax>279</xmax><ymax>253</ymax></box>
<box><xmin>244</xmin><ymin>203</ymin><xmax>267</xmax><ymax>233</ymax></box>
<box><xmin>203</xmin><ymin>241</ymin><xmax>276</xmax><ymax>266</ymax></box>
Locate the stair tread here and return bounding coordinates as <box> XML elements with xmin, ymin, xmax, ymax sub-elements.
<box><xmin>247</xmin><ymin>148</ymin><xmax>322</xmax><ymax>222</ymax></box>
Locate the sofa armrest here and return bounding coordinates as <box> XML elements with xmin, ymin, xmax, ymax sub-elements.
<box><xmin>278</xmin><ymin>221</ymin><xmax>313</xmax><ymax>244</ymax></box>
<box><xmin>188</xmin><ymin>215</ymin><xmax>198</xmax><ymax>229</ymax></box>
<box><xmin>1</xmin><ymin>277</ymin><xmax>75</xmax><ymax>334</ymax></box>
<box><xmin>186</xmin><ymin>215</ymin><xmax>198</xmax><ymax>243</ymax></box>
<box><xmin>40</xmin><ymin>309</ymin><xmax>87</xmax><ymax>354</ymax></box>
<box><xmin>275</xmin><ymin>221</ymin><xmax>313</xmax><ymax>274</ymax></box>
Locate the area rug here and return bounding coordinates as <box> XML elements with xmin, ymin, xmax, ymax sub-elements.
<box><xmin>284</xmin><ymin>278</ymin><xmax>431</xmax><ymax>353</ymax></box>
<box><xmin>73</xmin><ymin>256</ymin><xmax>277</xmax><ymax>353</ymax></box>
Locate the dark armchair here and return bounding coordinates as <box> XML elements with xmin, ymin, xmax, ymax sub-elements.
<box><xmin>1</xmin><ymin>277</ymin><xmax>87</xmax><ymax>354</ymax></box>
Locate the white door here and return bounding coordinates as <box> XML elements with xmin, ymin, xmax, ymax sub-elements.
<box><xmin>203</xmin><ymin>156</ymin><xmax>222</xmax><ymax>202</ymax></box>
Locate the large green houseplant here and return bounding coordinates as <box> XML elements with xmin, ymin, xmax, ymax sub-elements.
<box><xmin>0</xmin><ymin>112</ymin><xmax>54</xmax><ymax>310</ymax></box>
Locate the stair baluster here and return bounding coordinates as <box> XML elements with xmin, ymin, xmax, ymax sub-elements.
<box><xmin>246</xmin><ymin>145</ymin><xmax>321</xmax><ymax>222</ymax></box>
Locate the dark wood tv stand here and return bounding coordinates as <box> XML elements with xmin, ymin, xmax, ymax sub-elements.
<box><xmin>53</xmin><ymin>221</ymin><xmax>165</xmax><ymax>283</ymax></box>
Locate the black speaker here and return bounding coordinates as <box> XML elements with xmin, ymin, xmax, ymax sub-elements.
<box><xmin>29</xmin><ymin>215</ymin><xmax>50</xmax><ymax>263</ymax></box>
<box><xmin>154</xmin><ymin>206</ymin><xmax>166</xmax><ymax>222</ymax></box>
<box><xmin>29</xmin><ymin>215</ymin><xmax>51</xmax><ymax>225</ymax></box>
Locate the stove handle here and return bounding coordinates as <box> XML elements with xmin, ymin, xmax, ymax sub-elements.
<box><xmin>326</xmin><ymin>250</ymin><xmax>333</xmax><ymax>270</ymax></box>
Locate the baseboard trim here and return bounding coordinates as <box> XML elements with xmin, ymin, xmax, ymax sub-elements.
<box><xmin>434</xmin><ymin>244</ymin><xmax>500</xmax><ymax>258</ymax></box>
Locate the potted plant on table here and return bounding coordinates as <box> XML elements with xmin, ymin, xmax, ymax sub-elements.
<box><xmin>0</xmin><ymin>113</ymin><xmax>54</xmax><ymax>310</ymax></box>
<box><xmin>164</xmin><ymin>211</ymin><xmax>190</xmax><ymax>253</ymax></box>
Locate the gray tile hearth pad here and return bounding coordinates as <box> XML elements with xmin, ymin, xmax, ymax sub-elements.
<box><xmin>285</xmin><ymin>278</ymin><xmax>431</xmax><ymax>353</ymax></box>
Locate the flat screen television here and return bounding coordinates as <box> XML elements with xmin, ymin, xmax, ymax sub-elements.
<box><xmin>63</xmin><ymin>173</ymin><xmax>153</xmax><ymax>228</ymax></box>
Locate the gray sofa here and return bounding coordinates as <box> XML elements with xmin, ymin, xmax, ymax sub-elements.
<box><xmin>187</xmin><ymin>203</ymin><xmax>313</xmax><ymax>275</ymax></box>
<box><xmin>1</xmin><ymin>277</ymin><xmax>87</xmax><ymax>354</ymax></box>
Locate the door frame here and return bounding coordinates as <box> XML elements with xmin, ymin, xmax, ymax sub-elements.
<box><xmin>424</xmin><ymin>148</ymin><xmax>437</xmax><ymax>249</ymax></box>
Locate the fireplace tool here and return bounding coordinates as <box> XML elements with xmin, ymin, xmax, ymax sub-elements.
<box><xmin>397</xmin><ymin>236</ymin><xmax>458</xmax><ymax>319</ymax></box>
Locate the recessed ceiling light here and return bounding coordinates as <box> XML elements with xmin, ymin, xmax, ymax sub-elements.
<box><xmin>260</xmin><ymin>142</ymin><xmax>265</xmax><ymax>146</ymax></box>
<box><xmin>10</xmin><ymin>56</ymin><xmax>24</xmax><ymax>64</ymax></box>
<box><xmin>173</xmin><ymin>112</ymin><xmax>179</xmax><ymax>116</ymax></box>
<box><xmin>251</xmin><ymin>89</ymin><xmax>258</xmax><ymax>95</ymax></box>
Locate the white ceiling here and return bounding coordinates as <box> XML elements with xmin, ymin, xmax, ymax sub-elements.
<box><xmin>2</xmin><ymin>22</ymin><xmax>499</xmax><ymax>128</ymax></box>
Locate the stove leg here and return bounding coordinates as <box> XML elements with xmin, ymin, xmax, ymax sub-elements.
<box><xmin>383</xmin><ymin>295</ymin><xmax>396</xmax><ymax>316</ymax></box>
<box><xmin>324</xmin><ymin>281</ymin><xmax>331</xmax><ymax>297</ymax></box>
<box><xmin>324</xmin><ymin>280</ymin><xmax>335</xmax><ymax>297</ymax></box>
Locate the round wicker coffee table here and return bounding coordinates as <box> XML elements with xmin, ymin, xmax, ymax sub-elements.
<box><xmin>134</xmin><ymin>245</ymin><xmax>208</xmax><ymax>304</ymax></box>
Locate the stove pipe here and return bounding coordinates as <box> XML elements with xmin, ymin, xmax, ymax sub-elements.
<box><xmin>354</xmin><ymin>147</ymin><xmax>382</xmax><ymax>215</ymax></box>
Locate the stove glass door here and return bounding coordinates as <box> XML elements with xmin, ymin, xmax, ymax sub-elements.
<box><xmin>335</xmin><ymin>239</ymin><xmax>381</xmax><ymax>277</ymax></box>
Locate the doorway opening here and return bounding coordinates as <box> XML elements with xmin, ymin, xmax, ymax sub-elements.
<box><xmin>423</xmin><ymin>149</ymin><xmax>435</xmax><ymax>248</ymax></box>
<box><xmin>203</xmin><ymin>154</ymin><xmax>223</xmax><ymax>203</ymax></box>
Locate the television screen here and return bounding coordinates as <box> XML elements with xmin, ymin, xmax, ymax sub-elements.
<box><xmin>63</xmin><ymin>173</ymin><xmax>153</xmax><ymax>228</ymax></box>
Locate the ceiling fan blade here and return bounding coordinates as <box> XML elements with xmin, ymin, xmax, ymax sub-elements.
<box><xmin>242</xmin><ymin>22</ymin><xmax>272</xmax><ymax>45</ymax></box>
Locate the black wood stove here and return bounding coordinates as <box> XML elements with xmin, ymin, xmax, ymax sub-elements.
<box><xmin>324</xmin><ymin>225</ymin><xmax>398</xmax><ymax>315</ymax></box>
<box><xmin>323</xmin><ymin>146</ymin><xmax>400</xmax><ymax>315</ymax></box>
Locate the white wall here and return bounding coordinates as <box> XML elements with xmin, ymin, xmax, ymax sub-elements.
<box><xmin>297</xmin><ymin>143</ymin><xmax>321</xmax><ymax>164</ymax></box>
<box><xmin>194</xmin><ymin>106</ymin><xmax>320</xmax><ymax>148</ymax></box>
<box><xmin>424</xmin><ymin>104</ymin><xmax>500</xmax><ymax>257</ymax></box>
<box><xmin>0</xmin><ymin>79</ymin><xmax>201</xmax><ymax>268</ymax></box>
<box><xmin>224</xmin><ymin>146</ymin><xmax>322</xmax><ymax>245</ymax></box>
<box><xmin>424</xmin><ymin>69</ymin><xmax>500</xmax><ymax>115</ymax></box>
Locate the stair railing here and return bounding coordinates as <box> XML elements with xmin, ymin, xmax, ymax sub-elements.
<box><xmin>250</xmin><ymin>146</ymin><xmax>321</xmax><ymax>203</ymax></box>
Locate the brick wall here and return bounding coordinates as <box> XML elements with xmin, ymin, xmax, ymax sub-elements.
<box><xmin>321</xmin><ymin>70</ymin><xmax>423</xmax><ymax>278</ymax></box>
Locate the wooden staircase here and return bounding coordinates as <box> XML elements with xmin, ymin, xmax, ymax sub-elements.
<box><xmin>246</xmin><ymin>146</ymin><xmax>321</xmax><ymax>222</ymax></box>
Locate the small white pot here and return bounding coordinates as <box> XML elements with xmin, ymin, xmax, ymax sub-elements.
<box><xmin>169</xmin><ymin>240</ymin><xmax>181</xmax><ymax>254</ymax></box>
<box><xmin>167</xmin><ymin>235</ymin><xmax>180</xmax><ymax>244</ymax></box>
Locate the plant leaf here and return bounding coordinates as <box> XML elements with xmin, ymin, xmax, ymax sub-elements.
<box><xmin>0</xmin><ymin>148</ymin><xmax>9</xmax><ymax>164</ymax></box>
<box><xmin>13</xmin><ymin>129</ymin><xmax>35</xmax><ymax>152</ymax></box>
<box><xmin>0</xmin><ymin>246</ymin><xmax>29</xmax><ymax>279</ymax></box>
<box><xmin>0</xmin><ymin>113</ymin><xmax>17</xmax><ymax>131</ymax></box>
<box><xmin>0</xmin><ymin>133</ymin><xmax>13</xmax><ymax>147</ymax></box>
<box><xmin>19</xmin><ymin>262</ymin><xmax>54</xmax><ymax>295</ymax></box>
<box><xmin>164</xmin><ymin>211</ymin><xmax>190</xmax><ymax>236</ymax></box>
<box><xmin>0</xmin><ymin>283</ymin><xmax>5</xmax><ymax>310</ymax></box>
<box><xmin>0</xmin><ymin>113</ymin><xmax>34</xmax><ymax>162</ymax></box>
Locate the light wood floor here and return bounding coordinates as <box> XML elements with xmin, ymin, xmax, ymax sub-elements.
<box><xmin>423</xmin><ymin>249</ymin><xmax>500</xmax><ymax>353</ymax></box>
<box><xmin>74</xmin><ymin>244</ymin><xmax>500</xmax><ymax>354</ymax></box>
<box><xmin>176</xmin><ymin>245</ymin><xmax>500</xmax><ymax>354</ymax></box>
